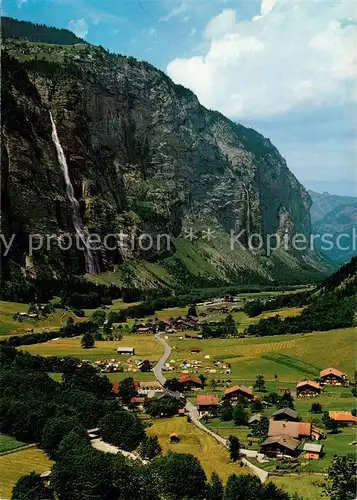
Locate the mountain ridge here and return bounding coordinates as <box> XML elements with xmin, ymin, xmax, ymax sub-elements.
<box><xmin>1</xmin><ymin>20</ymin><xmax>327</xmax><ymax>296</ymax></box>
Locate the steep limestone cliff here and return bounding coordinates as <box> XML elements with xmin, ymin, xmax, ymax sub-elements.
<box><xmin>1</xmin><ymin>38</ymin><xmax>323</xmax><ymax>289</ymax></box>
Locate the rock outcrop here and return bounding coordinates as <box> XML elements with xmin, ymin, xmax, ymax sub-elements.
<box><xmin>1</xmin><ymin>35</ymin><xmax>324</xmax><ymax>288</ymax></box>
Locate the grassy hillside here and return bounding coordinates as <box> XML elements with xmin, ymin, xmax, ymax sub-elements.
<box><xmin>0</xmin><ymin>300</ymin><xmax>84</xmax><ymax>337</ymax></box>
<box><xmin>146</xmin><ymin>417</ymin><xmax>251</xmax><ymax>483</ymax></box>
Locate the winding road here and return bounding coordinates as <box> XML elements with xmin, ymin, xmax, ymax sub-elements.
<box><xmin>153</xmin><ymin>333</ymin><xmax>172</xmax><ymax>385</ymax></box>
<box><xmin>153</xmin><ymin>333</ymin><xmax>268</xmax><ymax>483</ymax></box>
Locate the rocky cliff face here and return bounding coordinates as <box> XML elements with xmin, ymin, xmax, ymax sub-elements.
<box><xmin>1</xmin><ymin>39</ymin><xmax>322</xmax><ymax>288</ymax></box>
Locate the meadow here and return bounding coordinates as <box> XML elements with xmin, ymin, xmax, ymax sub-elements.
<box><xmin>0</xmin><ymin>300</ymin><xmax>84</xmax><ymax>338</ymax></box>
<box><xmin>0</xmin><ymin>434</ymin><xmax>25</xmax><ymax>453</ymax></box>
<box><xmin>0</xmin><ymin>448</ymin><xmax>53</xmax><ymax>500</ymax></box>
<box><xmin>146</xmin><ymin>416</ymin><xmax>251</xmax><ymax>483</ymax></box>
<box><xmin>18</xmin><ymin>334</ymin><xmax>163</xmax><ymax>362</ymax></box>
<box><xmin>165</xmin><ymin>327</ymin><xmax>356</xmax><ymax>385</ymax></box>
<box><xmin>270</xmin><ymin>475</ymin><xmax>325</xmax><ymax>500</ymax></box>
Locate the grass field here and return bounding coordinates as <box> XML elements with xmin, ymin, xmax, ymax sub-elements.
<box><xmin>0</xmin><ymin>434</ymin><xmax>25</xmax><ymax>453</ymax></box>
<box><xmin>146</xmin><ymin>417</ymin><xmax>252</xmax><ymax>483</ymax></box>
<box><xmin>0</xmin><ymin>301</ymin><xmax>85</xmax><ymax>338</ymax></box>
<box><xmin>0</xmin><ymin>448</ymin><xmax>53</xmax><ymax>499</ymax></box>
<box><xmin>19</xmin><ymin>334</ymin><xmax>163</xmax><ymax>363</ymax></box>
<box><xmin>270</xmin><ymin>475</ymin><xmax>325</xmax><ymax>500</ymax></box>
<box><xmin>166</xmin><ymin>327</ymin><xmax>356</xmax><ymax>384</ymax></box>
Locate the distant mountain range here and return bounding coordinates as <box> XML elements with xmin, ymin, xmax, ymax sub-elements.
<box><xmin>309</xmin><ymin>191</ymin><xmax>357</xmax><ymax>263</ymax></box>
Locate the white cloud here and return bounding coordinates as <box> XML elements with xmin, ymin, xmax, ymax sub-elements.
<box><xmin>167</xmin><ymin>0</ymin><xmax>357</xmax><ymax>119</ymax></box>
<box><xmin>17</xmin><ymin>0</ymin><xmax>27</xmax><ymax>8</ymax></box>
<box><xmin>68</xmin><ymin>18</ymin><xmax>88</xmax><ymax>39</ymax></box>
<box><xmin>204</xmin><ymin>9</ymin><xmax>236</xmax><ymax>39</ymax></box>
<box><xmin>253</xmin><ymin>0</ymin><xmax>277</xmax><ymax>20</ymax></box>
<box><xmin>160</xmin><ymin>2</ymin><xmax>188</xmax><ymax>22</ymax></box>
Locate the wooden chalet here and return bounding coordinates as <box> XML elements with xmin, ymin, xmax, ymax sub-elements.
<box><xmin>153</xmin><ymin>389</ymin><xmax>184</xmax><ymax>402</ymax></box>
<box><xmin>248</xmin><ymin>414</ymin><xmax>262</xmax><ymax>425</ymax></box>
<box><xmin>196</xmin><ymin>394</ymin><xmax>220</xmax><ymax>416</ymax></box>
<box><xmin>296</xmin><ymin>380</ymin><xmax>322</xmax><ymax>397</ymax></box>
<box><xmin>261</xmin><ymin>435</ymin><xmax>301</xmax><ymax>458</ymax></box>
<box><xmin>272</xmin><ymin>408</ymin><xmax>298</xmax><ymax>422</ymax></box>
<box><xmin>223</xmin><ymin>384</ymin><xmax>254</xmax><ymax>402</ymax></box>
<box><xmin>320</xmin><ymin>367</ymin><xmax>348</xmax><ymax>386</ymax></box>
<box><xmin>303</xmin><ymin>443</ymin><xmax>323</xmax><ymax>460</ymax></box>
<box><xmin>311</xmin><ymin>425</ymin><xmax>326</xmax><ymax>441</ymax></box>
<box><xmin>179</xmin><ymin>375</ymin><xmax>202</xmax><ymax>390</ymax></box>
<box><xmin>138</xmin><ymin>327</ymin><xmax>151</xmax><ymax>334</ymax></box>
<box><xmin>268</xmin><ymin>420</ymin><xmax>313</xmax><ymax>440</ymax></box>
<box><xmin>278</xmin><ymin>387</ymin><xmax>291</xmax><ymax>394</ymax></box>
<box><xmin>329</xmin><ymin>411</ymin><xmax>357</xmax><ymax>427</ymax></box>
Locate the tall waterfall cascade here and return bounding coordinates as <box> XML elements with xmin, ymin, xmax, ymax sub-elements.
<box><xmin>49</xmin><ymin>112</ymin><xmax>97</xmax><ymax>274</ymax></box>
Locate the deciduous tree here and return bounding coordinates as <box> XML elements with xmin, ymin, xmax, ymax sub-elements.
<box><xmin>99</xmin><ymin>410</ymin><xmax>145</xmax><ymax>451</ymax></box>
<box><xmin>150</xmin><ymin>452</ymin><xmax>207</xmax><ymax>499</ymax></box>
<box><xmin>12</xmin><ymin>472</ymin><xmax>54</xmax><ymax>500</ymax></box>
<box><xmin>325</xmin><ymin>454</ymin><xmax>357</xmax><ymax>500</ymax></box>
<box><xmin>139</xmin><ymin>435</ymin><xmax>162</xmax><ymax>460</ymax></box>
<box><xmin>207</xmin><ymin>472</ymin><xmax>224</xmax><ymax>500</ymax></box>
<box><xmin>254</xmin><ymin>375</ymin><xmax>266</xmax><ymax>392</ymax></box>
<box><xmin>81</xmin><ymin>332</ymin><xmax>95</xmax><ymax>349</ymax></box>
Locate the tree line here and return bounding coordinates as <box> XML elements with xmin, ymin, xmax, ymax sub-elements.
<box><xmin>2</xmin><ymin>17</ymin><xmax>86</xmax><ymax>45</ymax></box>
<box><xmin>244</xmin><ymin>291</ymin><xmax>312</xmax><ymax>317</ymax></box>
<box><xmin>247</xmin><ymin>293</ymin><xmax>355</xmax><ymax>337</ymax></box>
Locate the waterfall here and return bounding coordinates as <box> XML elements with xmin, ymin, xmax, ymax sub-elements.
<box><xmin>49</xmin><ymin>112</ymin><xmax>97</xmax><ymax>274</ymax></box>
<box><xmin>243</xmin><ymin>183</ymin><xmax>251</xmax><ymax>236</ymax></box>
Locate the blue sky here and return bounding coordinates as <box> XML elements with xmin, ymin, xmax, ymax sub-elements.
<box><xmin>3</xmin><ymin>0</ymin><xmax>357</xmax><ymax>196</ymax></box>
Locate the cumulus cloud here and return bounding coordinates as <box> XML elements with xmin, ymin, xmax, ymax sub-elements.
<box><xmin>204</xmin><ymin>9</ymin><xmax>236</xmax><ymax>39</ymax></box>
<box><xmin>68</xmin><ymin>18</ymin><xmax>88</xmax><ymax>39</ymax></box>
<box><xmin>167</xmin><ymin>0</ymin><xmax>357</xmax><ymax>119</ymax></box>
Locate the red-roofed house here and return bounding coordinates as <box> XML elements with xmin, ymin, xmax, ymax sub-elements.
<box><xmin>179</xmin><ymin>375</ymin><xmax>202</xmax><ymax>390</ymax></box>
<box><xmin>138</xmin><ymin>327</ymin><xmax>151</xmax><ymax>334</ymax></box>
<box><xmin>320</xmin><ymin>368</ymin><xmax>348</xmax><ymax>386</ymax></box>
<box><xmin>130</xmin><ymin>397</ymin><xmax>145</xmax><ymax>406</ymax></box>
<box><xmin>329</xmin><ymin>411</ymin><xmax>357</xmax><ymax>427</ymax></box>
<box><xmin>112</xmin><ymin>380</ymin><xmax>140</xmax><ymax>396</ymax></box>
<box><xmin>224</xmin><ymin>385</ymin><xmax>254</xmax><ymax>402</ymax></box>
<box><xmin>196</xmin><ymin>394</ymin><xmax>220</xmax><ymax>416</ymax></box>
<box><xmin>296</xmin><ymin>380</ymin><xmax>322</xmax><ymax>397</ymax></box>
